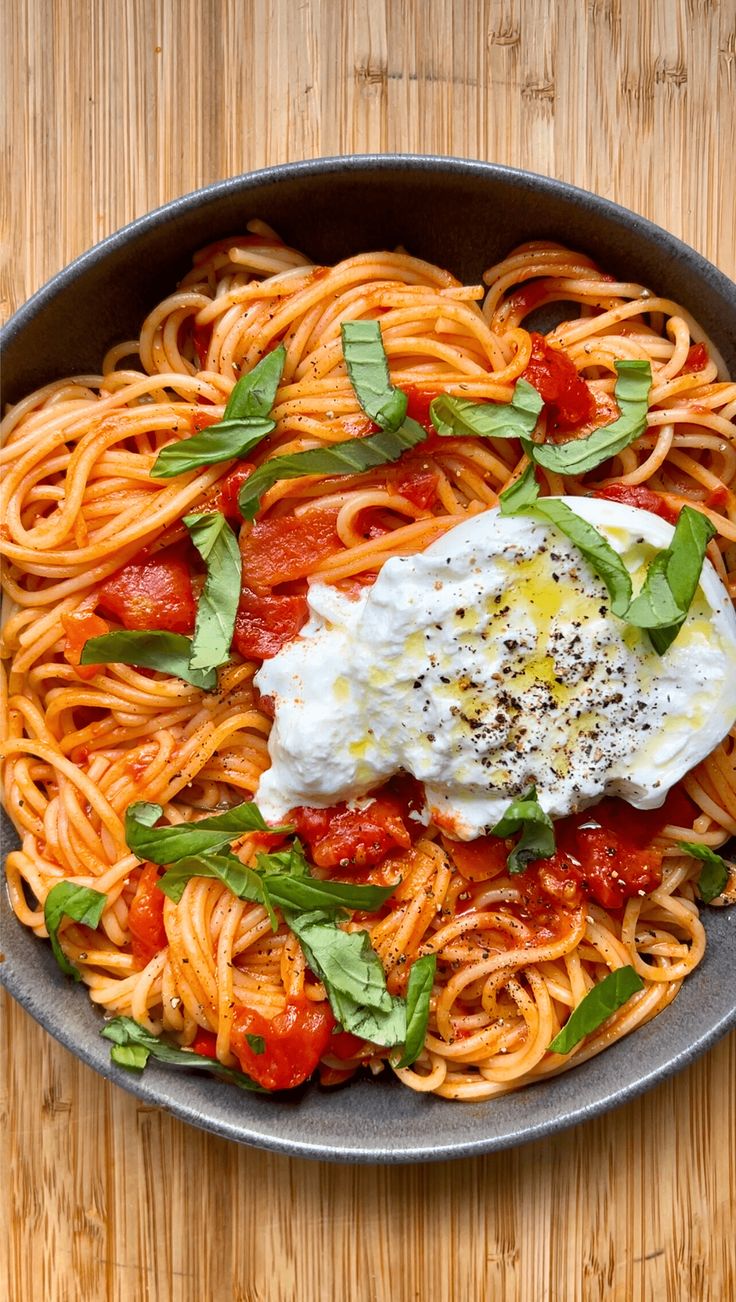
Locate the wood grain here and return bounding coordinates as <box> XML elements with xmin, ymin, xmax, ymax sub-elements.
<box><xmin>2</xmin><ymin>2</ymin><xmax>736</xmax><ymax>1298</ymax></box>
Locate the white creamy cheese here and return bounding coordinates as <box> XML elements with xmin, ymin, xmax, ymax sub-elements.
<box><xmin>254</xmin><ymin>498</ymin><xmax>736</xmax><ymax>839</ymax></box>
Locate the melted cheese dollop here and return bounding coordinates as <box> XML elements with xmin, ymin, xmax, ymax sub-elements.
<box><xmin>254</xmin><ymin>498</ymin><xmax>736</xmax><ymax>838</ymax></box>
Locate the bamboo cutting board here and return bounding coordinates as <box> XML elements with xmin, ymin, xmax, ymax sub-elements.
<box><xmin>2</xmin><ymin>3</ymin><xmax>736</xmax><ymax>1299</ymax></box>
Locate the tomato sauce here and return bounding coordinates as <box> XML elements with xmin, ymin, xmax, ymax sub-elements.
<box><xmin>232</xmin><ymin>586</ymin><xmax>309</xmax><ymax>659</ymax></box>
<box><xmin>128</xmin><ymin>863</ymin><xmax>168</xmax><ymax>966</ymax></box>
<box><xmin>682</xmin><ymin>342</ymin><xmax>709</xmax><ymax>374</ymax></box>
<box><xmin>239</xmin><ymin>509</ymin><xmax>342</xmax><ymax>592</ymax></box>
<box><xmin>61</xmin><ymin>610</ymin><xmax>110</xmax><ymax>679</ymax></box>
<box><xmin>98</xmin><ymin>549</ymin><xmax>196</xmax><ymax>634</ymax></box>
<box><xmin>522</xmin><ymin>332</ymin><xmax>596</xmax><ymax>432</ymax></box>
<box><xmin>291</xmin><ymin>776</ymin><xmax>425</xmax><ymax>869</ymax></box>
<box><xmin>593</xmin><ymin>482</ymin><xmax>679</xmax><ymax>525</ymax></box>
<box><xmin>230</xmin><ymin>1000</ymin><xmax>335</xmax><ymax>1090</ymax></box>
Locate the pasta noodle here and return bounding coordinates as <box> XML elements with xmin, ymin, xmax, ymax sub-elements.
<box><xmin>2</xmin><ymin>225</ymin><xmax>735</xmax><ymax>1100</ymax></box>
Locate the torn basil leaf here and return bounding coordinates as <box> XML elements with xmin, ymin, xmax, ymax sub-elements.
<box><xmin>246</xmin><ymin>1034</ymin><xmax>266</xmax><ymax>1055</ymax></box>
<box><xmin>498</xmin><ymin>460</ymin><xmax>540</xmax><ymax>515</ymax></box>
<box><xmin>44</xmin><ymin>881</ymin><xmax>107</xmax><ymax>981</ymax></box>
<box><xmin>396</xmin><ymin>954</ymin><xmax>437</xmax><ymax>1068</ymax></box>
<box><xmin>184</xmin><ymin>511</ymin><xmax>241</xmax><ymax>672</ymax></box>
<box><xmin>125</xmin><ymin>800</ymin><xmax>283</xmax><ymax>864</ymax></box>
<box><xmin>524</xmin><ymin>360</ymin><xmax>652</xmax><ymax>475</ymax></box>
<box><xmin>533</xmin><ymin>499</ymin><xmax>633</xmax><ymax>617</ymax></box>
<box><xmin>430</xmin><ymin>378</ymin><xmax>542</xmax><ymax>440</ymax></box>
<box><xmin>490</xmin><ymin>786</ymin><xmax>555</xmax><ymax>874</ymax></box>
<box><xmin>237</xmin><ymin>420</ymin><xmax>426</xmax><ymax>520</ymax></box>
<box><xmin>676</xmin><ymin>841</ymin><xmax>730</xmax><ymax>903</ymax></box>
<box><xmin>285</xmin><ymin>909</ymin><xmax>407</xmax><ymax>1047</ymax></box>
<box><xmin>625</xmin><ymin>506</ymin><xmax>716</xmax><ymax>653</ymax></box>
<box><xmin>341</xmin><ymin>320</ymin><xmax>408</xmax><ymax>431</ymax></box>
<box><xmin>150</xmin><ymin>346</ymin><xmax>286</xmax><ymax>478</ymax></box>
<box><xmin>101</xmin><ymin>1015</ymin><xmax>264</xmax><ymax>1090</ymax></box>
<box><xmin>80</xmin><ymin>630</ymin><xmax>217</xmax><ymax>690</ymax></box>
<box><xmin>548</xmin><ymin>966</ymin><xmax>644</xmax><ymax>1054</ymax></box>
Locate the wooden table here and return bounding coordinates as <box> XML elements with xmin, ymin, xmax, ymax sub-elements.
<box><xmin>2</xmin><ymin>3</ymin><xmax>735</xmax><ymax>1298</ymax></box>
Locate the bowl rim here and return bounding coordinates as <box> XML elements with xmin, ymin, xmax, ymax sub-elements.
<box><xmin>2</xmin><ymin>152</ymin><xmax>736</xmax><ymax>1164</ymax></box>
<box><xmin>3</xmin><ymin>153</ymin><xmax>735</xmax><ymax>354</ymax></box>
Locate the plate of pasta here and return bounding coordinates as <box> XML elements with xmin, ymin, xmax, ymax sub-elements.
<box><xmin>2</xmin><ymin>156</ymin><xmax>736</xmax><ymax>1162</ymax></box>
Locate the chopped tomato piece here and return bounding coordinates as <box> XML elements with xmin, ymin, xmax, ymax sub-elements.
<box><xmin>232</xmin><ymin>585</ymin><xmax>308</xmax><ymax>659</ymax></box>
<box><xmin>682</xmin><ymin>342</ymin><xmax>709</xmax><ymax>373</ymax></box>
<box><xmin>507</xmin><ymin>280</ymin><xmax>550</xmax><ymax>318</ymax></box>
<box><xmin>706</xmin><ymin>484</ymin><xmax>729</xmax><ymax>511</ymax></box>
<box><xmin>402</xmin><ymin>384</ymin><xmax>441</xmax><ymax>433</ymax></box>
<box><xmin>212</xmin><ymin>462</ymin><xmax>255</xmax><ymax>519</ymax></box>
<box><xmin>230</xmin><ymin>1000</ymin><xmax>335</xmax><ymax>1090</ymax></box>
<box><xmin>328</xmin><ymin>1030</ymin><xmax>368</xmax><ymax>1060</ymax></box>
<box><xmin>529</xmin><ymin>798</ymin><xmax>666</xmax><ymax>910</ymax></box>
<box><xmin>593</xmin><ymin>482</ymin><xmax>679</xmax><ymax>525</ymax></box>
<box><xmin>446</xmin><ymin>834</ymin><xmax>511</xmax><ymax>882</ymax></box>
<box><xmin>290</xmin><ymin>778</ymin><xmax>424</xmax><ymax>869</ymax></box>
<box><xmin>192</xmin><ymin>324</ymin><xmax>211</xmax><ymax>369</ymax></box>
<box><xmin>98</xmin><ymin>550</ymin><xmax>196</xmax><ymax>634</ymax></box>
<box><xmin>128</xmin><ymin>863</ymin><xmax>167</xmax><ymax>966</ymax></box>
<box><xmin>522</xmin><ymin>332</ymin><xmax>596</xmax><ymax>432</ymax></box>
<box><xmin>386</xmin><ymin>457</ymin><xmax>439</xmax><ymax>509</ymax></box>
<box><xmin>239</xmin><ymin>509</ymin><xmax>341</xmax><ymax>591</ymax></box>
<box><xmin>61</xmin><ymin>610</ymin><xmax>110</xmax><ymax>680</ymax></box>
<box><xmin>191</xmin><ymin>1028</ymin><xmax>219</xmax><ymax>1058</ymax></box>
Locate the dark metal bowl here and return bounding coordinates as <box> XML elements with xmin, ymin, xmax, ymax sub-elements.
<box><xmin>2</xmin><ymin>154</ymin><xmax>735</xmax><ymax>1163</ymax></box>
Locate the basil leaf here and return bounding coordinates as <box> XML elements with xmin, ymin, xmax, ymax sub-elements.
<box><xmin>285</xmin><ymin>909</ymin><xmax>408</xmax><ymax>1046</ymax></box>
<box><xmin>246</xmin><ymin>1034</ymin><xmax>266</xmax><ymax>1055</ymax></box>
<box><xmin>150</xmin><ymin>346</ymin><xmax>286</xmax><ymax>478</ymax></box>
<box><xmin>533</xmin><ymin>498</ymin><xmax>633</xmax><ymax>617</ymax></box>
<box><xmin>626</xmin><ymin>506</ymin><xmax>716</xmax><ymax>653</ymax></box>
<box><xmin>396</xmin><ymin>954</ymin><xmax>436</xmax><ymax>1068</ymax></box>
<box><xmin>490</xmin><ymin>786</ymin><xmax>555</xmax><ymax>875</ymax></box>
<box><xmin>266</xmin><ymin>874</ymin><xmax>397</xmax><ymax>914</ymax></box>
<box><xmin>80</xmin><ymin>630</ymin><xmax>217</xmax><ymax>690</ymax></box>
<box><xmin>524</xmin><ymin>360</ymin><xmax>651</xmax><ymax>476</ymax></box>
<box><xmin>286</xmin><ymin>910</ymin><xmax>394</xmax><ymax>1013</ymax></box>
<box><xmin>110</xmin><ymin>1043</ymin><xmax>150</xmax><ymax>1070</ymax></box>
<box><xmin>254</xmin><ymin>839</ymin><xmax>311</xmax><ymax>877</ymax></box>
<box><xmin>101</xmin><ymin>1015</ymin><xmax>264</xmax><ymax>1091</ymax></box>
<box><xmin>341</xmin><ymin>320</ymin><xmax>408</xmax><ymax>431</ymax></box>
<box><xmin>223</xmin><ymin>345</ymin><xmax>286</xmax><ymax>421</ymax></box>
<box><xmin>430</xmin><ymin>378</ymin><xmax>542</xmax><ymax>440</ymax></box>
<box><xmin>125</xmin><ymin>800</ymin><xmax>283</xmax><ymax>864</ymax></box>
<box><xmin>677</xmin><ymin>841</ymin><xmax>731</xmax><ymax>903</ymax></box>
<box><xmin>44</xmin><ymin>881</ymin><xmax>107</xmax><ymax>981</ymax></box>
<box><xmin>157</xmin><ymin>851</ymin><xmax>279</xmax><ymax>929</ymax></box>
<box><xmin>498</xmin><ymin>460</ymin><xmax>540</xmax><ymax>515</ymax></box>
<box><xmin>547</xmin><ymin>965</ymin><xmax>644</xmax><ymax>1054</ymax></box>
<box><xmin>183</xmin><ymin>511</ymin><xmax>241</xmax><ymax>672</ymax></box>
<box><xmin>150</xmin><ymin>417</ymin><xmax>275</xmax><ymax>479</ymax></box>
<box><xmin>237</xmin><ymin>420</ymin><xmax>427</xmax><ymax>520</ymax></box>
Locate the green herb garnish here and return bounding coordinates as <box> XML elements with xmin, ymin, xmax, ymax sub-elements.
<box><xmin>79</xmin><ymin>630</ymin><xmax>217</xmax><ymax>690</ymax></box>
<box><xmin>101</xmin><ymin>1016</ymin><xmax>264</xmax><ymax>1090</ymax></box>
<box><xmin>183</xmin><ymin>510</ymin><xmax>241</xmax><ymax>672</ymax></box>
<box><xmin>237</xmin><ymin>422</ymin><xmax>427</xmax><ymax>521</ymax></box>
<box><xmin>676</xmin><ymin>841</ymin><xmax>731</xmax><ymax>903</ymax></box>
<box><xmin>44</xmin><ymin>882</ymin><xmax>107</xmax><ymax>981</ymax></box>
<box><xmin>341</xmin><ymin>320</ymin><xmax>408</xmax><ymax>431</ymax></box>
<box><xmin>490</xmin><ymin>786</ymin><xmax>555</xmax><ymax>874</ymax></box>
<box><xmin>430</xmin><ymin>378</ymin><xmax>543</xmax><ymax>441</ymax></box>
<box><xmin>150</xmin><ymin>345</ymin><xmax>286</xmax><ymax>478</ymax></box>
<box><xmin>523</xmin><ymin>360</ymin><xmax>652</xmax><ymax>475</ymax></box>
<box><xmin>548</xmin><ymin>966</ymin><xmax>644</xmax><ymax>1054</ymax></box>
<box><xmin>396</xmin><ymin>954</ymin><xmax>437</xmax><ymax>1068</ymax></box>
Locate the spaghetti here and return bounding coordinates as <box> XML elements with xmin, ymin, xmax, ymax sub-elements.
<box><xmin>2</xmin><ymin>227</ymin><xmax>736</xmax><ymax>1100</ymax></box>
